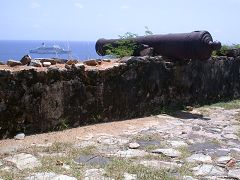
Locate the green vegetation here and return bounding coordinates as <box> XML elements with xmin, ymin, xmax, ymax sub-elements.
<box><xmin>106</xmin><ymin>26</ymin><xmax>153</xmax><ymax>58</ymax></box>
<box><xmin>144</xmin><ymin>26</ymin><xmax>153</xmax><ymax>36</ymax></box>
<box><xmin>0</xmin><ymin>142</ymin><xmax>98</xmax><ymax>180</ymax></box>
<box><xmin>176</xmin><ymin>146</ymin><xmax>191</xmax><ymax>159</ymax></box>
<box><xmin>205</xmin><ymin>99</ymin><xmax>240</xmax><ymax>110</ymax></box>
<box><xmin>212</xmin><ymin>44</ymin><xmax>240</xmax><ymax>56</ymax></box>
<box><xmin>105</xmin><ymin>158</ymin><xmax>176</xmax><ymax>180</ymax></box>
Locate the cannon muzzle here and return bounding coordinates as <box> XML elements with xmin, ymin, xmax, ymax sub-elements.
<box><xmin>95</xmin><ymin>31</ymin><xmax>221</xmax><ymax>60</ymax></box>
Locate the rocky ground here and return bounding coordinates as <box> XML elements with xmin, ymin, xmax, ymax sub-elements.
<box><xmin>0</xmin><ymin>102</ymin><xmax>240</xmax><ymax>180</ymax></box>
<box><xmin>0</xmin><ymin>56</ymin><xmax>121</xmax><ymax>72</ymax></box>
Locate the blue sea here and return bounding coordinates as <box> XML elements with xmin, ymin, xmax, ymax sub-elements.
<box><xmin>0</xmin><ymin>40</ymin><xmax>101</xmax><ymax>62</ymax></box>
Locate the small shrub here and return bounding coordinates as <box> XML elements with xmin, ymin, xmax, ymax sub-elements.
<box><xmin>212</xmin><ymin>44</ymin><xmax>240</xmax><ymax>57</ymax></box>
<box><xmin>105</xmin><ymin>38</ymin><xmax>138</xmax><ymax>58</ymax></box>
<box><xmin>105</xmin><ymin>27</ymin><xmax>154</xmax><ymax>58</ymax></box>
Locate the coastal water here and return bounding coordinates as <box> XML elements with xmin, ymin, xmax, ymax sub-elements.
<box><xmin>0</xmin><ymin>40</ymin><xmax>101</xmax><ymax>62</ymax></box>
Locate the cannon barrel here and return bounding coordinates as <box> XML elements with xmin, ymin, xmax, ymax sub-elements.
<box><xmin>95</xmin><ymin>31</ymin><xmax>221</xmax><ymax>60</ymax></box>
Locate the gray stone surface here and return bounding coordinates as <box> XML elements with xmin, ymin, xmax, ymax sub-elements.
<box><xmin>186</xmin><ymin>154</ymin><xmax>212</xmax><ymax>163</ymax></box>
<box><xmin>97</xmin><ymin>135</ymin><xmax>129</xmax><ymax>145</ymax></box>
<box><xmin>25</xmin><ymin>172</ymin><xmax>77</xmax><ymax>180</ymax></box>
<box><xmin>74</xmin><ymin>155</ymin><xmax>111</xmax><ymax>166</ymax></box>
<box><xmin>216</xmin><ymin>156</ymin><xmax>232</xmax><ymax>164</ymax></box>
<box><xmin>74</xmin><ymin>140</ymin><xmax>96</xmax><ymax>148</ymax></box>
<box><xmin>42</xmin><ymin>61</ymin><xmax>51</xmax><ymax>67</ymax></box>
<box><xmin>182</xmin><ymin>176</ymin><xmax>198</xmax><ymax>180</ymax></box>
<box><xmin>83</xmin><ymin>169</ymin><xmax>113</xmax><ymax>180</ymax></box>
<box><xmin>211</xmin><ymin>148</ymin><xmax>230</xmax><ymax>157</ymax></box>
<box><xmin>152</xmin><ymin>148</ymin><xmax>181</xmax><ymax>158</ymax></box>
<box><xmin>4</xmin><ymin>153</ymin><xmax>41</xmax><ymax>170</ymax></box>
<box><xmin>128</xmin><ymin>142</ymin><xmax>140</xmax><ymax>149</ymax></box>
<box><xmin>31</xmin><ymin>143</ymin><xmax>52</xmax><ymax>147</ymax></box>
<box><xmin>7</xmin><ymin>60</ymin><xmax>22</xmax><ymax>67</ymax></box>
<box><xmin>62</xmin><ymin>164</ymin><xmax>71</xmax><ymax>170</ymax></box>
<box><xmin>14</xmin><ymin>133</ymin><xmax>25</xmax><ymax>140</ymax></box>
<box><xmin>30</xmin><ymin>60</ymin><xmax>42</xmax><ymax>67</ymax></box>
<box><xmin>188</xmin><ymin>142</ymin><xmax>221</xmax><ymax>153</ymax></box>
<box><xmin>223</xmin><ymin>133</ymin><xmax>239</xmax><ymax>140</ymax></box>
<box><xmin>108</xmin><ymin>149</ymin><xmax>149</xmax><ymax>158</ymax></box>
<box><xmin>123</xmin><ymin>173</ymin><xmax>137</xmax><ymax>180</ymax></box>
<box><xmin>139</xmin><ymin>160</ymin><xmax>181</xmax><ymax>170</ymax></box>
<box><xmin>228</xmin><ymin>169</ymin><xmax>240</xmax><ymax>179</ymax></box>
<box><xmin>169</xmin><ymin>140</ymin><xmax>187</xmax><ymax>148</ymax></box>
<box><xmin>192</xmin><ymin>164</ymin><xmax>226</xmax><ymax>176</ymax></box>
<box><xmin>38</xmin><ymin>152</ymin><xmax>66</xmax><ymax>157</ymax></box>
<box><xmin>0</xmin><ymin>166</ymin><xmax>11</xmax><ymax>172</ymax></box>
<box><xmin>136</xmin><ymin>139</ymin><xmax>161</xmax><ymax>148</ymax></box>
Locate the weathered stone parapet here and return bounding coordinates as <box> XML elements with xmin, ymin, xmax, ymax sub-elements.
<box><xmin>0</xmin><ymin>56</ymin><xmax>240</xmax><ymax>138</ymax></box>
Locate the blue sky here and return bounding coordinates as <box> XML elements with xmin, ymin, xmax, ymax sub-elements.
<box><xmin>0</xmin><ymin>0</ymin><xmax>239</xmax><ymax>44</ymax></box>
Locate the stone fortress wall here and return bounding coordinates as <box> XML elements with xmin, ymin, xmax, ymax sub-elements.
<box><xmin>1</xmin><ymin>56</ymin><xmax>240</xmax><ymax>138</ymax></box>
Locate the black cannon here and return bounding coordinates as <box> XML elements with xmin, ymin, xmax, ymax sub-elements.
<box><xmin>95</xmin><ymin>31</ymin><xmax>221</xmax><ymax>60</ymax></box>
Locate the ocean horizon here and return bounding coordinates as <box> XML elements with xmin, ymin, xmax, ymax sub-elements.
<box><xmin>0</xmin><ymin>40</ymin><xmax>101</xmax><ymax>62</ymax></box>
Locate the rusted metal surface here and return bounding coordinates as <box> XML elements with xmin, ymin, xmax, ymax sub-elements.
<box><xmin>95</xmin><ymin>31</ymin><xmax>221</xmax><ymax>60</ymax></box>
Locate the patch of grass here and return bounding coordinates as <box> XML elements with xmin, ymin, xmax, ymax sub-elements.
<box><xmin>0</xmin><ymin>171</ymin><xmax>15</xmax><ymax>180</ymax></box>
<box><xmin>197</xmin><ymin>108</ymin><xmax>211</xmax><ymax>116</ymax></box>
<box><xmin>176</xmin><ymin>146</ymin><xmax>191</xmax><ymax>160</ymax></box>
<box><xmin>204</xmin><ymin>99</ymin><xmax>240</xmax><ymax>110</ymax></box>
<box><xmin>33</xmin><ymin>155</ymin><xmax>83</xmax><ymax>179</ymax></box>
<box><xmin>30</xmin><ymin>144</ymin><xmax>97</xmax><ymax>179</ymax></box>
<box><xmin>105</xmin><ymin>158</ymin><xmax>176</xmax><ymax>180</ymax></box>
<box><xmin>207</xmin><ymin>138</ymin><xmax>221</xmax><ymax>145</ymax></box>
<box><xmin>78</xmin><ymin>145</ymin><xmax>97</xmax><ymax>156</ymax></box>
<box><xmin>47</xmin><ymin>142</ymin><xmax>73</xmax><ymax>153</ymax></box>
<box><xmin>173</xmin><ymin>146</ymin><xmax>196</xmax><ymax>178</ymax></box>
<box><xmin>177</xmin><ymin>162</ymin><xmax>195</xmax><ymax>178</ymax></box>
<box><xmin>1</xmin><ymin>142</ymin><xmax>98</xmax><ymax>179</ymax></box>
<box><xmin>133</xmin><ymin>134</ymin><xmax>161</xmax><ymax>142</ymax></box>
<box><xmin>33</xmin><ymin>143</ymin><xmax>97</xmax><ymax>179</ymax></box>
<box><xmin>144</xmin><ymin>145</ymin><xmax>162</xmax><ymax>152</ymax></box>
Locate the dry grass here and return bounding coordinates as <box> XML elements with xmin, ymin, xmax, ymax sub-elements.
<box><xmin>0</xmin><ymin>142</ymin><xmax>98</xmax><ymax>179</ymax></box>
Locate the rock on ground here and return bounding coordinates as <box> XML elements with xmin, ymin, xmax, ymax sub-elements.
<box><xmin>139</xmin><ymin>160</ymin><xmax>181</xmax><ymax>170</ymax></box>
<box><xmin>182</xmin><ymin>176</ymin><xmax>198</xmax><ymax>180</ymax></box>
<box><xmin>169</xmin><ymin>140</ymin><xmax>187</xmax><ymax>148</ymax></box>
<box><xmin>4</xmin><ymin>153</ymin><xmax>41</xmax><ymax>170</ymax></box>
<box><xmin>228</xmin><ymin>169</ymin><xmax>240</xmax><ymax>179</ymax></box>
<box><xmin>30</xmin><ymin>60</ymin><xmax>42</xmax><ymax>67</ymax></box>
<box><xmin>107</xmin><ymin>149</ymin><xmax>149</xmax><ymax>158</ymax></box>
<box><xmin>123</xmin><ymin>173</ymin><xmax>137</xmax><ymax>180</ymax></box>
<box><xmin>14</xmin><ymin>133</ymin><xmax>25</xmax><ymax>140</ymax></box>
<box><xmin>216</xmin><ymin>156</ymin><xmax>232</xmax><ymax>164</ymax></box>
<box><xmin>7</xmin><ymin>60</ymin><xmax>22</xmax><ymax>67</ymax></box>
<box><xmin>192</xmin><ymin>164</ymin><xmax>226</xmax><ymax>176</ymax></box>
<box><xmin>186</xmin><ymin>154</ymin><xmax>212</xmax><ymax>163</ymax></box>
<box><xmin>42</xmin><ymin>62</ymin><xmax>51</xmax><ymax>67</ymax></box>
<box><xmin>152</xmin><ymin>148</ymin><xmax>181</xmax><ymax>158</ymax></box>
<box><xmin>25</xmin><ymin>172</ymin><xmax>77</xmax><ymax>180</ymax></box>
<box><xmin>128</xmin><ymin>142</ymin><xmax>140</xmax><ymax>149</ymax></box>
<box><xmin>20</xmin><ymin>55</ymin><xmax>31</xmax><ymax>65</ymax></box>
<box><xmin>83</xmin><ymin>169</ymin><xmax>113</xmax><ymax>180</ymax></box>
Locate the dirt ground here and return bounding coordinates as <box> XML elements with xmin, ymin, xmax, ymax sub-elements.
<box><xmin>0</xmin><ymin>116</ymin><xmax>166</xmax><ymax>150</ymax></box>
